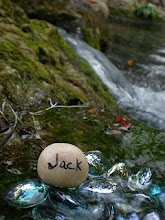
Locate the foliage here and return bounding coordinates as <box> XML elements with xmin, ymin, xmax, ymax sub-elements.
<box><xmin>135</xmin><ymin>3</ymin><xmax>158</xmax><ymax>19</ymax></box>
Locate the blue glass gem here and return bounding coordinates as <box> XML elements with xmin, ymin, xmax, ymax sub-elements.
<box><xmin>149</xmin><ymin>184</ymin><xmax>162</xmax><ymax>196</ymax></box>
<box><xmin>5</xmin><ymin>179</ymin><xmax>48</xmax><ymax>208</ymax></box>
<box><xmin>117</xmin><ymin>216</ymin><xmax>126</xmax><ymax>220</ymax></box>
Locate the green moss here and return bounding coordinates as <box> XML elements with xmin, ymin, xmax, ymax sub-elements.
<box><xmin>135</xmin><ymin>3</ymin><xmax>162</xmax><ymax>21</ymax></box>
<box><xmin>82</xmin><ymin>9</ymin><xmax>110</xmax><ymax>51</ymax></box>
<box><xmin>84</xmin><ymin>27</ymin><xmax>100</xmax><ymax>50</ymax></box>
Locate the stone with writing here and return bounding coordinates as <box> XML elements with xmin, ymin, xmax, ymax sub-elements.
<box><xmin>37</xmin><ymin>143</ymin><xmax>89</xmax><ymax>187</ymax></box>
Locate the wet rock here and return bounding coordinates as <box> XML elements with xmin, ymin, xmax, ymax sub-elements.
<box><xmin>107</xmin><ymin>0</ymin><xmax>138</xmax><ymax>15</ymax></box>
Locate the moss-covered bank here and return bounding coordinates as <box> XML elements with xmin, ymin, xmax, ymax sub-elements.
<box><xmin>0</xmin><ymin>0</ymin><xmax>116</xmax><ymax>108</ymax></box>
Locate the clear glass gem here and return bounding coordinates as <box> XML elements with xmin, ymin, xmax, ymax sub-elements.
<box><xmin>85</xmin><ymin>150</ymin><xmax>109</xmax><ymax>178</ymax></box>
<box><xmin>128</xmin><ymin>168</ymin><xmax>152</xmax><ymax>191</ymax></box>
<box><xmin>48</xmin><ymin>187</ymin><xmax>86</xmax><ymax>209</ymax></box>
<box><xmin>106</xmin><ymin>163</ymin><xmax>129</xmax><ymax>178</ymax></box>
<box><xmin>78</xmin><ymin>179</ymin><xmax>117</xmax><ymax>201</ymax></box>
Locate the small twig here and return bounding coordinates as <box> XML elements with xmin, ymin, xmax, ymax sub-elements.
<box><xmin>1</xmin><ymin>102</ymin><xmax>22</xmax><ymax>128</ymax></box>
<box><xmin>29</xmin><ymin>98</ymin><xmax>88</xmax><ymax>116</ymax></box>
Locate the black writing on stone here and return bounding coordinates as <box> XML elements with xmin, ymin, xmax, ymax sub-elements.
<box><xmin>48</xmin><ymin>153</ymin><xmax>58</xmax><ymax>169</ymax></box>
<box><xmin>76</xmin><ymin>159</ymin><xmax>82</xmax><ymax>171</ymax></box>
<box><xmin>47</xmin><ymin>153</ymin><xmax>82</xmax><ymax>171</ymax></box>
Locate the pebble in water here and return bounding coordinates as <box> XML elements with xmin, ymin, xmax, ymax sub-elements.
<box><xmin>5</xmin><ymin>179</ymin><xmax>48</xmax><ymax>208</ymax></box>
<box><xmin>85</xmin><ymin>150</ymin><xmax>109</xmax><ymax>178</ymax></box>
<box><xmin>128</xmin><ymin>168</ymin><xmax>152</xmax><ymax>191</ymax></box>
<box><xmin>37</xmin><ymin>143</ymin><xmax>89</xmax><ymax>187</ymax></box>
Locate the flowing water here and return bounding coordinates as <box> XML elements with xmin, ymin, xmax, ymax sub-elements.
<box><xmin>58</xmin><ymin>22</ymin><xmax>165</xmax><ymax>130</ymax></box>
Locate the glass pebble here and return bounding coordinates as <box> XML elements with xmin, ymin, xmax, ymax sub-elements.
<box><xmin>106</xmin><ymin>163</ymin><xmax>129</xmax><ymax>178</ymax></box>
<box><xmin>127</xmin><ymin>213</ymin><xmax>140</xmax><ymax>220</ymax></box>
<box><xmin>117</xmin><ymin>217</ymin><xmax>126</xmax><ymax>220</ymax></box>
<box><xmin>32</xmin><ymin>201</ymin><xmax>72</xmax><ymax>220</ymax></box>
<box><xmin>32</xmin><ymin>200</ymin><xmax>113</xmax><ymax>220</ymax></box>
<box><xmin>128</xmin><ymin>168</ymin><xmax>152</xmax><ymax>191</ymax></box>
<box><xmin>157</xmin><ymin>188</ymin><xmax>165</xmax><ymax>207</ymax></box>
<box><xmin>85</xmin><ymin>150</ymin><xmax>109</xmax><ymax>178</ymax></box>
<box><xmin>117</xmin><ymin>213</ymin><xmax>139</xmax><ymax>220</ymax></box>
<box><xmin>78</xmin><ymin>179</ymin><xmax>117</xmax><ymax>201</ymax></box>
<box><xmin>143</xmin><ymin>212</ymin><xmax>161</xmax><ymax>220</ymax></box>
<box><xmin>5</xmin><ymin>179</ymin><xmax>48</xmax><ymax>208</ymax></box>
<box><xmin>48</xmin><ymin>187</ymin><xmax>86</xmax><ymax>209</ymax></box>
<box><xmin>148</xmin><ymin>184</ymin><xmax>162</xmax><ymax>196</ymax></box>
<box><xmin>125</xmin><ymin>193</ymin><xmax>155</xmax><ymax>213</ymax></box>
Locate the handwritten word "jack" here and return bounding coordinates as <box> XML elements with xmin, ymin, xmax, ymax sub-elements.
<box><xmin>47</xmin><ymin>154</ymin><xmax>82</xmax><ymax>171</ymax></box>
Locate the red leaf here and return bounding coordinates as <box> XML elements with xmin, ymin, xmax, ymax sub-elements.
<box><xmin>114</xmin><ymin>115</ymin><xmax>132</xmax><ymax>131</ymax></box>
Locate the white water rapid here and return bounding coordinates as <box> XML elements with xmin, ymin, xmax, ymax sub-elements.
<box><xmin>58</xmin><ymin>29</ymin><xmax>165</xmax><ymax>130</ymax></box>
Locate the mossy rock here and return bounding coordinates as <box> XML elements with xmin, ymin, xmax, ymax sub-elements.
<box><xmin>0</xmin><ymin>0</ymin><xmax>116</xmax><ymax>109</ymax></box>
